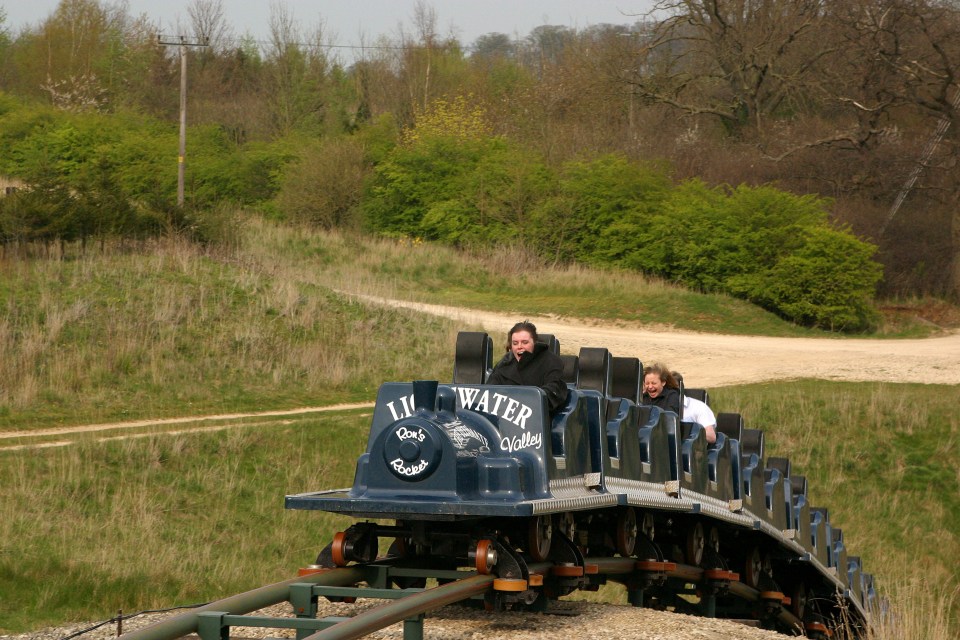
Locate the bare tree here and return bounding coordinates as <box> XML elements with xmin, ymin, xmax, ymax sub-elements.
<box><xmin>409</xmin><ymin>1</ymin><xmax>438</xmax><ymax>108</ymax></box>
<box><xmin>837</xmin><ymin>0</ymin><xmax>960</xmax><ymax>296</ymax></box>
<box><xmin>621</xmin><ymin>0</ymin><xmax>835</xmax><ymax>137</ymax></box>
<box><xmin>187</xmin><ymin>0</ymin><xmax>232</xmax><ymax>52</ymax></box>
<box><xmin>261</xmin><ymin>1</ymin><xmax>333</xmax><ymax>136</ymax></box>
<box><xmin>612</xmin><ymin>0</ymin><xmax>960</xmax><ymax>297</ymax></box>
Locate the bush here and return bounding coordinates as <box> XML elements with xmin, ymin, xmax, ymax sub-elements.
<box><xmin>728</xmin><ymin>225</ymin><xmax>883</xmax><ymax>331</ymax></box>
<box><xmin>537</xmin><ymin>154</ymin><xmax>671</xmax><ymax>266</ymax></box>
<box><xmin>274</xmin><ymin>136</ymin><xmax>367</xmax><ymax>229</ymax></box>
<box><xmin>363</xmin><ymin>134</ymin><xmax>553</xmax><ymax>244</ymax></box>
<box><xmin>620</xmin><ymin>181</ymin><xmax>883</xmax><ymax>331</ymax></box>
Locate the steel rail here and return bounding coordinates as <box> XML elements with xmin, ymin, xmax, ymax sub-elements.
<box><xmin>302</xmin><ymin>562</ymin><xmax>554</xmax><ymax>640</ymax></box>
<box><xmin>115</xmin><ymin>555</ymin><xmax>804</xmax><ymax>640</ymax></box>
<box><xmin>302</xmin><ymin>574</ymin><xmax>492</xmax><ymax>640</ymax></box>
<box><xmin>588</xmin><ymin>557</ymin><xmax>802</xmax><ymax>632</ymax></box>
<box><xmin>117</xmin><ymin>566</ymin><xmax>367</xmax><ymax>640</ymax></box>
<box><xmin>664</xmin><ymin>561</ymin><xmax>804</xmax><ymax>631</ymax></box>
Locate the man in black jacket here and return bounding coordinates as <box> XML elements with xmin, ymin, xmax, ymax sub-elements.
<box><xmin>486</xmin><ymin>321</ymin><xmax>569</xmax><ymax>414</ymax></box>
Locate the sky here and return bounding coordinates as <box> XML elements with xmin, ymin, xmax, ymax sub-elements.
<box><xmin>3</xmin><ymin>1</ymin><xmax>657</xmax><ymax>53</ymax></box>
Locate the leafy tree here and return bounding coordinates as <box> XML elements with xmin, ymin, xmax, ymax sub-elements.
<box><xmin>363</xmin><ymin>134</ymin><xmax>487</xmax><ymax>237</ymax></box>
<box><xmin>364</xmin><ymin>96</ymin><xmax>553</xmax><ymax>243</ymax></box>
<box><xmin>0</xmin><ymin>180</ymin><xmax>73</xmax><ymax>246</ymax></box>
<box><xmin>471</xmin><ymin>33</ymin><xmax>516</xmax><ymax>61</ymax></box>
<box><xmin>260</xmin><ymin>3</ymin><xmax>333</xmax><ymax>137</ymax></box>
<box><xmin>0</xmin><ymin>8</ymin><xmax>10</xmax><ymax>83</ymax></box>
<box><xmin>417</xmin><ymin>139</ymin><xmax>553</xmax><ymax>244</ymax></box>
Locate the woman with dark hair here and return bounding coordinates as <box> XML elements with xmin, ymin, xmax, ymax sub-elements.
<box><xmin>642</xmin><ymin>362</ymin><xmax>681</xmax><ymax>416</ymax></box>
<box><xmin>486</xmin><ymin>321</ymin><xmax>569</xmax><ymax>413</ymax></box>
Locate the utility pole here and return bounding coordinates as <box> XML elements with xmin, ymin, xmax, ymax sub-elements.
<box><xmin>157</xmin><ymin>35</ymin><xmax>209</xmax><ymax>208</ymax></box>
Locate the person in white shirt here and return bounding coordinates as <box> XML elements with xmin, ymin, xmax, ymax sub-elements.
<box><xmin>682</xmin><ymin>394</ymin><xmax>717</xmax><ymax>444</ymax></box>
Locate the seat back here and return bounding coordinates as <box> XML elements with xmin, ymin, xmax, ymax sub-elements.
<box><xmin>453</xmin><ymin>331</ymin><xmax>493</xmax><ymax>384</ymax></box>
<box><xmin>767</xmin><ymin>456</ymin><xmax>791</xmax><ymax>477</ymax></box>
<box><xmin>740</xmin><ymin>428</ymin><xmax>765</xmax><ymax>459</ymax></box>
<box><xmin>716</xmin><ymin>412</ymin><xmax>743</xmax><ymax>443</ymax></box>
<box><xmin>809</xmin><ymin>507</ymin><xmax>832</xmax><ymax>568</ymax></box>
<box><xmin>560</xmin><ymin>354</ymin><xmax>579</xmax><ymax>385</ymax></box>
<box><xmin>684</xmin><ymin>387</ymin><xmax>710</xmax><ymax>406</ymax></box>
<box><xmin>610</xmin><ymin>356</ymin><xmax>641</xmax><ymax>404</ymax></box>
<box><xmin>791</xmin><ymin>474</ymin><xmax>808</xmax><ymax>498</ymax></box>
<box><xmin>538</xmin><ymin>333</ymin><xmax>560</xmax><ymax>355</ymax></box>
<box><xmin>577</xmin><ymin>347</ymin><xmax>611</xmax><ymax>396</ymax></box>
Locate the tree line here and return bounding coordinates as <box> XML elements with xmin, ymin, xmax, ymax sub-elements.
<box><xmin>0</xmin><ymin>0</ymin><xmax>957</xmax><ymax>316</ymax></box>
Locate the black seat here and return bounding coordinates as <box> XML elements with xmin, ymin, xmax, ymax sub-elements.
<box><xmin>610</xmin><ymin>356</ymin><xmax>641</xmax><ymax>404</ymax></box>
<box><xmin>716</xmin><ymin>412</ymin><xmax>743</xmax><ymax>442</ymax></box>
<box><xmin>684</xmin><ymin>387</ymin><xmax>710</xmax><ymax>406</ymax></box>
<box><xmin>560</xmin><ymin>354</ymin><xmax>579</xmax><ymax>385</ymax></box>
<box><xmin>740</xmin><ymin>428</ymin><xmax>765</xmax><ymax>458</ymax></box>
<box><xmin>453</xmin><ymin>331</ymin><xmax>492</xmax><ymax>384</ymax></box>
<box><xmin>767</xmin><ymin>456</ymin><xmax>791</xmax><ymax>477</ymax></box>
<box><xmin>791</xmin><ymin>474</ymin><xmax>808</xmax><ymax>498</ymax></box>
<box><xmin>538</xmin><ymin>333</ymin><xmax>560</xmax><ymax>355</ymax></box>
<box><xmin>577</xmin><ymin>347</ymin><xmax>611</xmax><ymax>396</ymax></box>
<box><xmin>680</xmin><ymin>420</ymin><xmax>697</xmax><ymax>440</ymax></box>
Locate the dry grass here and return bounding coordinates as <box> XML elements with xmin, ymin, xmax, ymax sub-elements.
<box><xmin>714</xmin><ymin>381</ymin><xmax>959</xmax><ymax>639</ymax></box>
<box><xmin>0</xmin><ymin>231</ymin><xmax>458</xmax><ymax>426</ymax></box>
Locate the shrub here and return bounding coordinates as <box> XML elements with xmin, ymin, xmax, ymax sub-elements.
<box><xmin>543</xmin><ymin>154</ymin><xmax>672</xmax><ymax>266</ymax></box>
<box><xmin>727</xmin><ymin>225</ymin><xmax>883</xmax><ymax>331</ymax></box>
<box><xmin>274</xmin><ymin>136</ymin><xmax>367</xmax><ymax>229</ymax></box>
<box><xmin>363</xmin><ymin>134</ymin><xmax>553</xmax><ymax>244</ymax></box>
<box><xmin>620</xmin><ymin>180</ymin><xmax>882</xmax><ymax>331</ymax></box>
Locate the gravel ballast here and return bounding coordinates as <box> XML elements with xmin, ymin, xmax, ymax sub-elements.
<box><xmin>4</xmin><ymin>599</ymin><xmax>792</xmax><ymax>640</ymax></box>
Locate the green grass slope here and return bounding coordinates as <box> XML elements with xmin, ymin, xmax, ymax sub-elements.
<box><xmin>0</xmin><ymin>219</ymin><xmax>956</xmax><ymax>637</ymax></box>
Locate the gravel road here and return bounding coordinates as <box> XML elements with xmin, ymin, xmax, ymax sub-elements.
<box><xmin>353</xmin><ymin>295</ymin><xmax>960</xmax><ymax>387</ymax></box>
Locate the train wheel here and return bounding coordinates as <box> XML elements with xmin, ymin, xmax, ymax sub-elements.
<box><xmin>556</xmin><ymin>512</ymin><xmax>576</xmax><ymax>544</ymax></box>
<box><xmin>706</xmin><ymin>527</ymin><xmax>720</xmax><ymax>563</ymax></box>
<box><xmin>791</xmin><ymin>581</ymin><xmax>808</xmax><ymax>619</ymax></box>
<box><xmin>528</xmin><ymin>515</ymin><xmax>553</xmax><ymax>561</ymax></box>
<box><xmin>474</xmin><ymin>539</ymin><xmax>497</xmax><ymax>575</ymax></box>
<box><xmin>707</xmin><ymin>526</ymin><xmax>720</xmax><ymax>555</ymax></box>
<box><xmin>331</xmin><ymin>531</ymin><xmax>349</xmax><ymax>567</ymax></box>
<box><xmin>685</xmin><ymin>522</ymin><xmax>705</xmax><ymax>566</ymax></box>
<box><xmin>615</xmin><ymin>507</ymin><xmax>638</xmax><ymax>557</ymax></box>
<box><xmin>743</xmin><ymin>546</ymin><xmax>763</xmax><ymax>589</ymax></box>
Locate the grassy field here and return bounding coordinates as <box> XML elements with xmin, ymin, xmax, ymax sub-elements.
<box><xmin>1</xmin><ymin>219</ymin><xmax>957</xmax><ymax>637</ymax></box>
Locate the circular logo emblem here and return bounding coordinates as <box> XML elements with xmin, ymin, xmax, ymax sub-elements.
<box><xmin>382</xmin><ymin>419</ymin><xmax>442</xmax><ymax>481</ymax></box>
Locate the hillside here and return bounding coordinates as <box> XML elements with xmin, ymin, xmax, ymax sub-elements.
<box><xmin>1</xmin><ymin>226</ymin><xmax>957</xmax><ymax>639</ymax></box>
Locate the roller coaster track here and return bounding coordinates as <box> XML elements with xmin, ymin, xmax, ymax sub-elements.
<box><xmin>117</xmin><ymin>554</ymin><xmax>809</xmax><ymax>640</ymax></box>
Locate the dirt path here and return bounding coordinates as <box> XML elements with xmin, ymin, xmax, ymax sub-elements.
<box><xmin>353</xmin><ymin>295</ymin><xmax>960</xmax><ymax>387</ymax></box>
<box><xmin>0</xmin><ymin>404</ymin><xmax>374</xmax><ymax>450</ymax></box>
